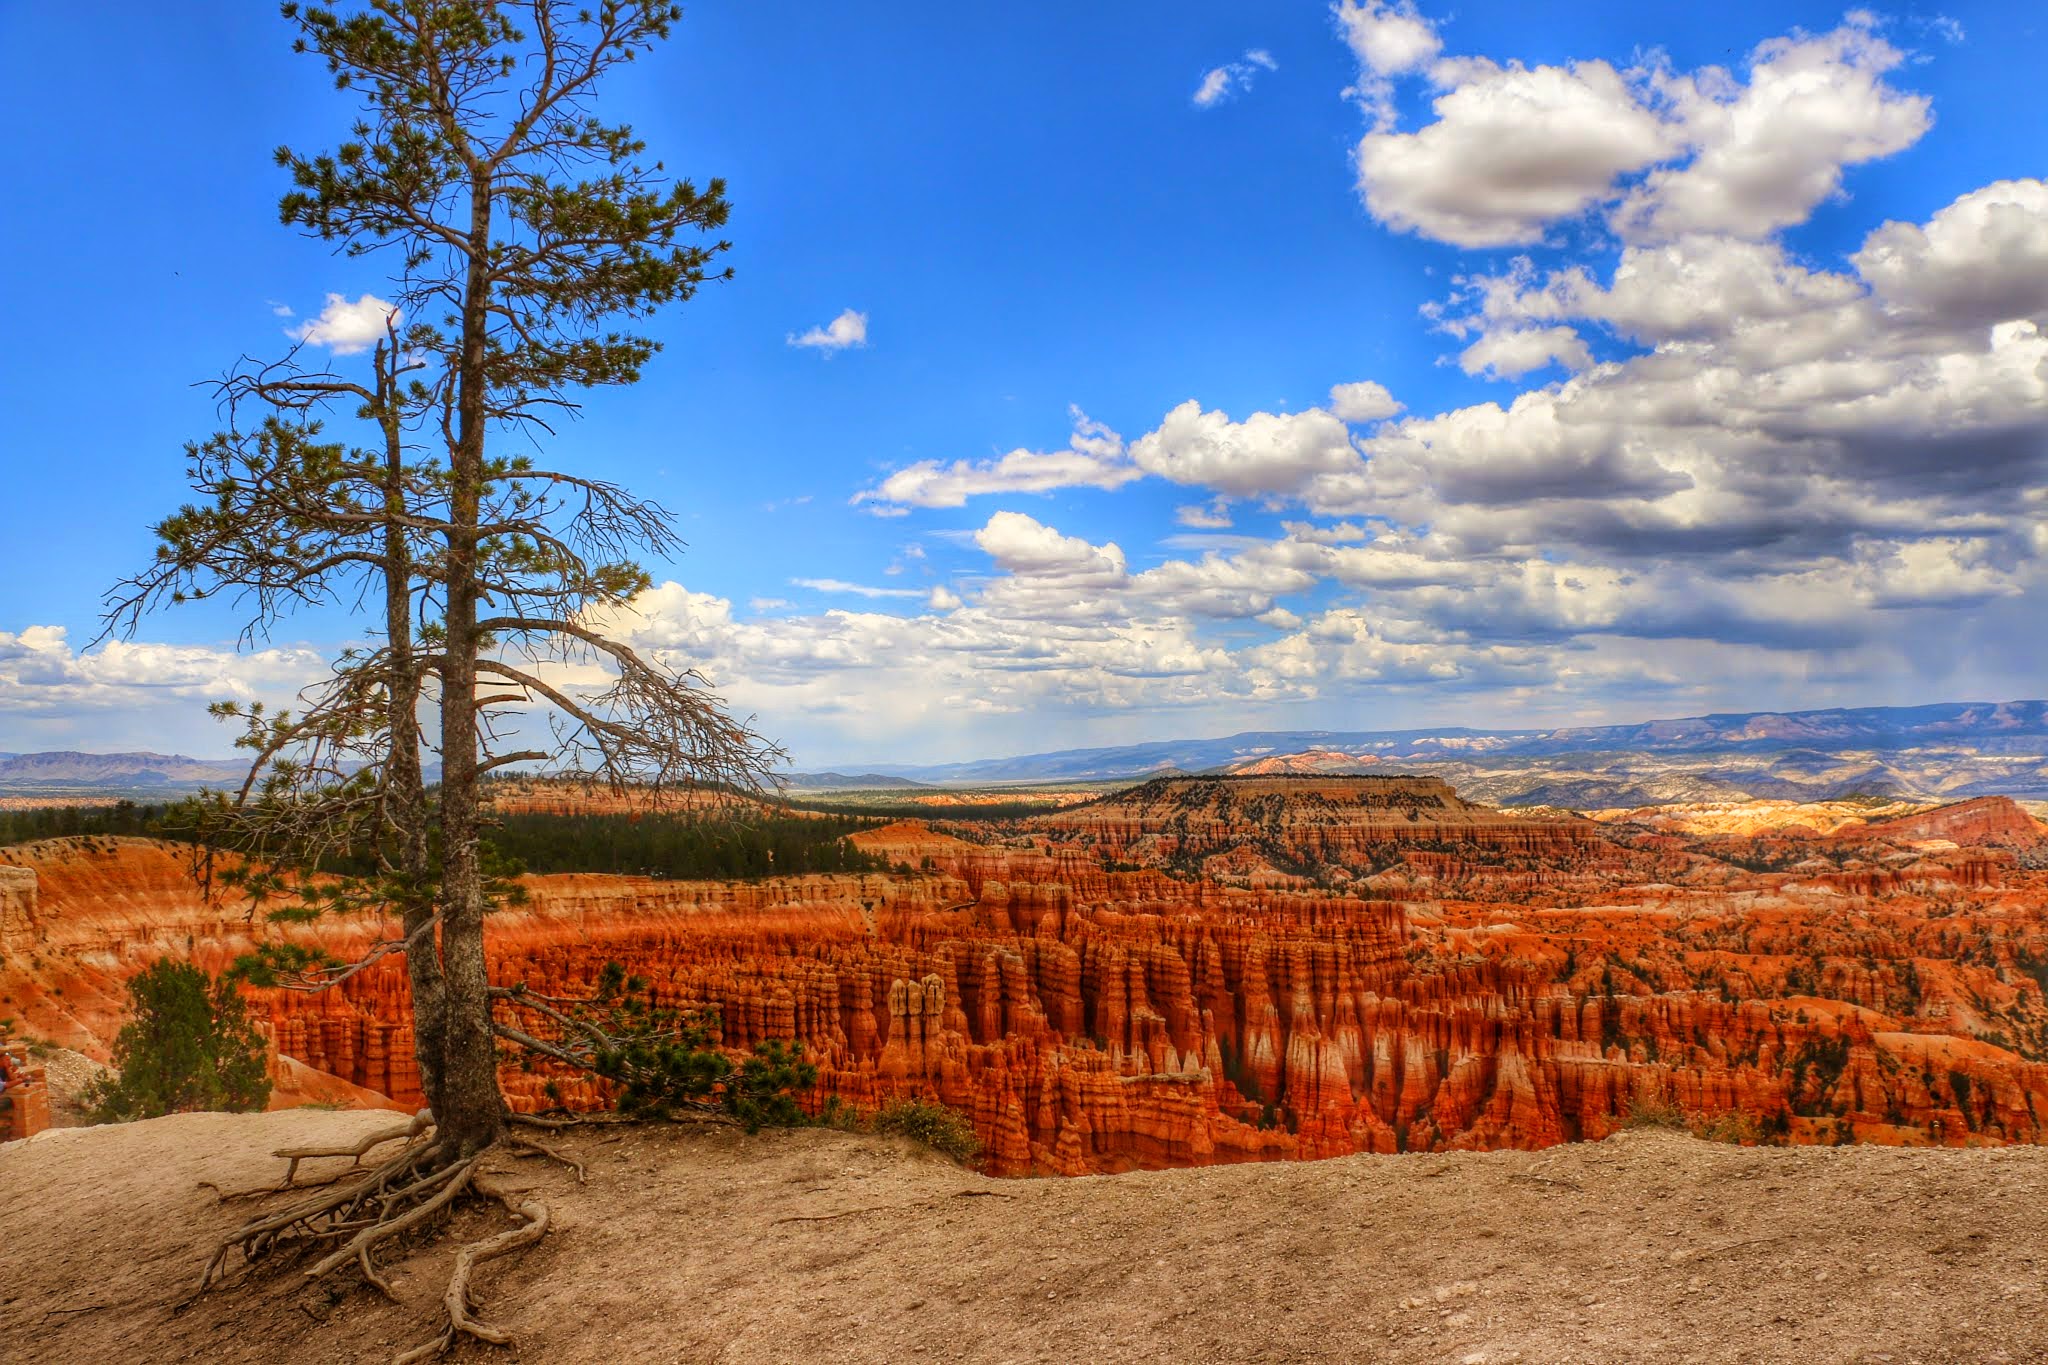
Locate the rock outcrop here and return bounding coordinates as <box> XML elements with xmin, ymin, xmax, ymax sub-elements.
<box><xmin>1038</xmin><ymin>775</ymin><xmax>1596</xmax><ymax>878</ymax></box>
<box><xmin>1843</xmin><ymin>796</ymin><xmax>2047</xmax><ymax>847</ymax></box>
<box><xmin>0</xmin><ymin>864</ymin><xmax>37</xmax><ymax>960</ymax></box>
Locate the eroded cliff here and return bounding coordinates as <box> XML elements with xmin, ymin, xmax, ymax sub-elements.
<box><xmin>4</xmin><ymin>784</ymin><xmax>2046</xmax><ymax>1173</ymax></box>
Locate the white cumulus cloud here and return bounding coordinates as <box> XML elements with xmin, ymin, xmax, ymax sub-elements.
<box><xmin>1130</xmin><ymin>401</ymin><xmax>1362</xmax><ymax>497</ymax></box>
<box><xmin>788</xmin><ymin>308</ymin><xmax>869</xmax><ymax>352</ymax></box>
<box><xmin>1328</xmin><ymin>380</ymin><xmax>1404</xmax><ymax>422</ymax></box>
<box><xmin>288</xmin><ymin>293</ymin><xmax>400</xmax><ymax>354</ymax></box>
<box><xmin>1458</xmin><ymin>324</ymin><xmax>1592</xmax><ymax>379</ymax></box>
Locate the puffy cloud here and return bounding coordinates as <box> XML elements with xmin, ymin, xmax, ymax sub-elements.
<box><xmin>1340</xmin><ymin>14</ymin><xmax>1930</xmax><ymax>249</ymax></box>
<box><xmin>1334</xmin><ymin>0</ymin><xmax>1442</xmax><ymax>127</ymax></box>
<box><xmin>1457</xmin><ymin>324</ymin><xmax>1591</xmax><ymax>379</ymax></box>
<box><xmin>788</xmin><ymin>308</ymin><xmax>869</xmax><ymax>351</ymax></box>
<box><xmin>1354</xmin><ymin>58</ymin><xmax>1678</xmax><ymax>247</ymax></box>
<box><xmin>1175</xmin><ymin>498</ymin><xmax>1234</xmax><ymax>529</ymax></box>
<box><xmin>1855</xmin><ymin>179</ymin><xmax>2048</xmax><ymax>329</ymax></box>
<box><xmin>1616</xmin><ymin>20</ymin><xmax>1930</xmax><ymax>242</ymax></box>
<box><xmin>1333</xmin><ymin>0</ymin><xmax>1440</xmax><ymax>79</ymax></box>
<box><xmin>1451</xmin><ymin>237</ymin><xmax>1865</xmax><ymax>347</ymax></box>
<box><xmin>1328</xmin><ymin>379</ymin><xmax>1403</xmax><ymax>422</ymax></box>
<box><xmin>854</xmin><ymin>408</ymin><xmax>1136</xmax><ymax>511</ymax></box>
<box><xmin>1130</xmin><ymin>400</ymin><xmax>1362</xmax><ymax>497</ymax></box>
<box><xmin>1279</xmin><ymin>520</ymin><xmax>1369</xmax><ymax>545</ymax></box>
<box><xmin>973</xmin><ymin>511</ymin><xmax>1126</xmax><ymax>581</ymax></box>
<box><xmin>288</xmin><ymin>293</ymin><xmax>400</xmax><ymax>354</ymax></box>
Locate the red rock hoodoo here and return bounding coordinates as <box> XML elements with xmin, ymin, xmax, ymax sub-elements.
<box><xmin>4</xmin><ymin>781</ymin><xmax>2046</xmax><ymax>1172</ymax></box>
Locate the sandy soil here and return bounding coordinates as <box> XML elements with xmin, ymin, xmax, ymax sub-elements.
<box><xmin>2</xmin><ymin>1110</ymin><xmax>2043</xmax><ymax>1365</ymax></box>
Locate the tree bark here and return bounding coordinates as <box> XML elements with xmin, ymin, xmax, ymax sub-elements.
<box><xmin>431</xmin><ymin>168</ymin><xmax>506</xmax><ymax>1156</ymax></box>
<box><xmin>376</xmin><ymin>339</ymin><xmax>449</xmax><ymax>1124</ymax></box>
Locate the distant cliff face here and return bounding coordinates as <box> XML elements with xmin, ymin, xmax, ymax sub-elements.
<box><xmin>1846</xmin><ymin>796</ymin><xmax>2047</xmax><ymax>847</ymax></box>
<box><xmin>5</xmin><ymin>784</ymin><xmax>2047</xmax><ymax>1172</ymax></box>
<box><xmin>1037</xmin><ymin>775</ymin><xmax>1595</xmax><ymax>881</ymax></box>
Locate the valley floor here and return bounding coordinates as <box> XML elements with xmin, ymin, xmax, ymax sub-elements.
<box><xmin>1</xmin><ymin>1113</ymin><xmax>2042</xmax><ymax>1364</ymax></box>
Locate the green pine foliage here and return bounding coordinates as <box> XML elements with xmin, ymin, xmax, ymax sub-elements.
<box><xmin>489</xmin><ymin>810</ymin><xmax>885</xmax><ymax>881</ymax></box>
<box><xmin>558</xmin><ymin>963</ymin><xmax>819</xmax><ymax>1131</ymax></box>
<box><xmin>84</xmin><ymin>959</ymin><xmax>273</xmax><ymax>1122</ymax></box>
<box><xmin>0</xmin><ymin>802</ymin><xmax>884</xmax><ymax>885</ymax></box>
<box><xmin>0</xmin><ymin>801</ymin><xmax>181</xmax><ymax>846</ymax></box>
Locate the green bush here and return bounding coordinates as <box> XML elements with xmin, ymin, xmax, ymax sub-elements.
<box><xmin>84</xmin><ymin>959</ymin><xmax>272</xmax><ymax>1122</ymax></box>
<box><xmin>871</xmin><ymin>1099</ymin><xmax>981</xmax><ymax>1163</ymax></box>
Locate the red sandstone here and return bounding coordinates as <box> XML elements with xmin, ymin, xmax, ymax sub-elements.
<box><xmin>3</xmin><ymin>783</ymin><xmax>2046</xmax><ymax>1173</ymax></box>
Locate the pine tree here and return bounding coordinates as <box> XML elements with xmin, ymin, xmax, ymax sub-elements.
<box><xmin>104</xmin><ymin>5</ymin><xmax>782</xmax><ymax>1354</ymax></box>
<box><xmin>85</xmin><ymin>960</ymin><xmax>273</xmax><ymax>1122</ymax></box>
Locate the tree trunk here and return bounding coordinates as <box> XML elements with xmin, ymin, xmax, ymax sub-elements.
<box><xmin>431</xmin><ymin>170</ymin><xmax>505</xmax><ymax>1156</ymax></box>
<box><xmin>377</xmin><ymin>340</ymin><xmax>449</xmax><ymax>1123</ymax></box>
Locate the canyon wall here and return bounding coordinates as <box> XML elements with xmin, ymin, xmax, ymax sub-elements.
<box><xmin>4</xmin><ymin>785</ymin><xmax>2046</xmax><ymax>1172</ymax></box>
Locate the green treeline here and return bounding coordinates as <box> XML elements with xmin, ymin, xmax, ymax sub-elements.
<box><xmin>0</xmin><ymin>800</ymin><xmax>178</xmax><ymax>845</ymax></box>
<box><xmin>489</xmin><ymin>811</ymin><xmax>887</xmax><ymax>880</ymax></box>
<box><xmin>779</xmin><ymin>795</ymin><xmax>1047</xmax><ymax>823</ymax></box>
<box><xmin>0</xmin><ymin>802</ymin><xmax>888</xmax><ymax>882</ymax></box>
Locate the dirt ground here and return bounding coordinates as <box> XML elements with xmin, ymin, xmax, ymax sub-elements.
<box><xmin>1</xmin><ymin>1110</ymin><xmax>2043</xmax><ymax>1365</ymax></box>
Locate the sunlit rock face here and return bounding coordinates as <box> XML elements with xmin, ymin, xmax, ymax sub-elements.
<box><xmin>4</xmin><ymin>785</ymin><xmax>2046</xmax><ymax>1172</ymax></box>
<box><xmin>1038</xmin><ymin>775</ymin><xmax>1598</xmax><ymax>878</ymax></box>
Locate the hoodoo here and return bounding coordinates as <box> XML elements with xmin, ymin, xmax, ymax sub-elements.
<box><xmin>7</xmin><ymin>769</ymin><xmax>2047</xmax><ymax>1174</ymax></box>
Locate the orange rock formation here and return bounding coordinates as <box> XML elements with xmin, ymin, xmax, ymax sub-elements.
<box><xmin>4</xmin><ymin>781</ymin><xmax>2046</xmax><ymax>1172</ymax></box>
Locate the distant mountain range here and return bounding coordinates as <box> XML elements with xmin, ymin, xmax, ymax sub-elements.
<box><xmin>854</xmin><ymin>701</ymin><xmax>2046</xmax><ymax>781</ymax></box>
<box><xmin>9</xmin><ymin>700</ymin><xmax>2047</xmax><ymax>807</ymax></box>
<box><xmin>853</xmin><ymin>700</ymin><xmax>2048</xmax><ymax>806</ymax></box>
<box><xmin>0</xmin><ymin>751</ymin><xmax>250</xmax><ymax>792</ymax></box>
<box><xmin>782</xmin><ymin>771</ymin><xmax>932</xmax><ymax>791</ymax></box>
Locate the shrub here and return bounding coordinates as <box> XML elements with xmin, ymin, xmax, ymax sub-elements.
<box><xmin>1621</xmin><ymin>1095</ymin><xmax>1688</xmax><ymax>1130</ymax></box>
<box><xmin>84</xmin><ymin>959</ymin><xmax>272</xmax><ymax>1122</ymax></box>
<box><xmin>872</xmin><ymin>1099</ymin><xmax>981</xmax><ymax>1163</ymax></box>
<box><xmin>1693</xmin><ymin>1111</ymin><xmax>1768</xmax><ymax>1145</ymax></box>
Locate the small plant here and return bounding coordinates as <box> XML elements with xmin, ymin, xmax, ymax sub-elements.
<box><xmin>83</xmin><ymin>959</ymin><xmax>272</xmax><ymax>1122</ymax></box>
<box><xmin>871</xmin><ymin>1098</ymin><xmax>981</xmax><ymax>1163</ymax></box>
<box><xmin>1693</xmin><ymin>1110</ymin><xmax>1768</xmax><ymax>1145</ymax></box>
<box><xmin>1621</xmin><ymin>1095</ymin><xmax>1689</xmax><ymax>1130</ymax></box>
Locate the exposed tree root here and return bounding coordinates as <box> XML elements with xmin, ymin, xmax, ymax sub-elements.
<box><xmin>197</xmin><ymin>1134</ymin><xmax>437</xmax><ymax>1297</ymax></box>
<box><xmin>508</xmin><ymin>1133</ymin><xmax>587</xmax><ymax>1183</ymax></box>
<box><xmin>193</xmin><ymin>1118</ymin><xmax>561</xmax><ymax>1363</ymax></box>
<box><xmin>506</xmin><ymin>1110</ymin><xmax>636</xmax><ymax>1131</ymax></box>
<box><xmin>391</xmin><ymin>1174</ymin><xmax>551</xmax><ymax>1365</ymax></box>
<box><xmin>273</xmin><ymin>1110</ymin><xmax>434</xmax><ymax>1186</ymax></box>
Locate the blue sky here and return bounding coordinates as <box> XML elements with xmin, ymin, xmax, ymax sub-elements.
<box><xmin>2</xmin><ymin>2</ymin><xmax>2045</xmax><ymax>766</ymax></box>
